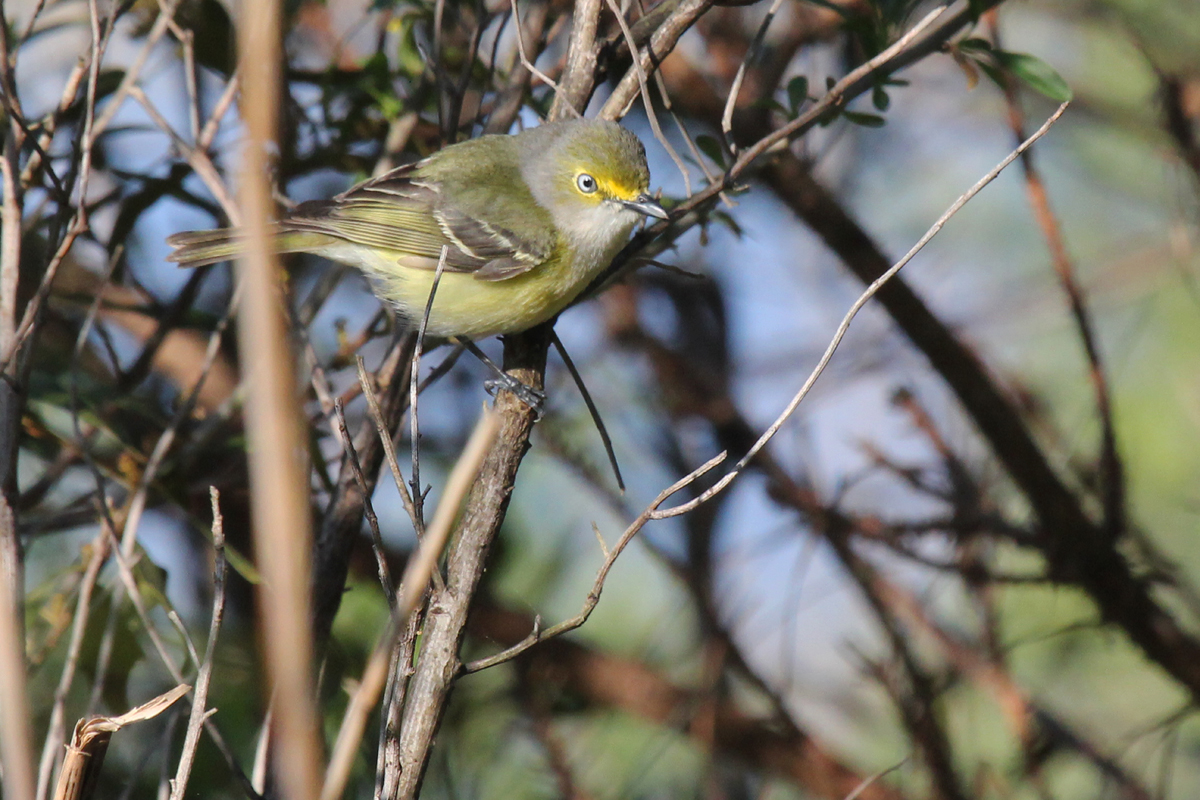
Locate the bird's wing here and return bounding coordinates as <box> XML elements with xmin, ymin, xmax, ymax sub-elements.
<box><xmin>279</xmin><ymin>163</ymin><xmax>552</xmax><ymax>281</ymax></box>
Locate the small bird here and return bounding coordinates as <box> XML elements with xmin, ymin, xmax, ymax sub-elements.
<box><xmin>167</xmin><ymin>119</ymin><xmax>667</xmax><ymax>340</ymax></box>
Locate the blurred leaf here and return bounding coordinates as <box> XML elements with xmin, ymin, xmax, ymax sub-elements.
<box><xmin>976</xmin><ymin>59</ymin><xmax>1008</xmax><ymax>91</ymax></box>
<box><xmin>844</xmin><ymin>110</ymin><xmax>887</xmax><ymax>128</ymax></box>
<box><xmin>711</xmin><ymin>209</ymin><xmax>743</xmax><ymax>238</ymax></box>
<box><xmin>695</xmin><ymin>135</ymin><xmax>727</xmax><ymax>168</ymax></box>
<box><xmin>175</xmin><ymin>0</ymin><xmax>236</xmax><ymax>75</ymax></box>
<box><xmin>967</xmin><ymin>0</ymin><xmax>990</xmax><ymax>21</ymax></box>
<box><xmin>994</xmin><ymin>50</ymin><xmax>1074</xmax><ymax>101</ymax></box>
<box><xmin>392</xmin><ymin>8</ymin><xmax>430</xmax><ymax>77</ymax></box>
<box><xmin>957</xmin><ymin>36</ymin><xmax>993</xmax><ymax>53</ymax></box>
<box><xmin>816</xmin><ymin>106</ymin><xmax>842</xmax><ymax>127</ymax></box>
<box><xmin>80</xmin><ymin>594</ymin><xmax>146</xmax><ymax>712</ymax></box>
<box><xmin>787</xmin><ymin>76</ymin><xmax>809</xmax><ymax>115</ymax></box>
<box><xmin>872</xmin><ymin>85</ymin><xmax>891</xmax><ymax>111</ymax></box>
<box><xmin>952</xmin><ymin>50</ymin><xmax>981</xmax><ymax>90</ymax></box>
<box><xmin>133</xmin><ymin>553</ymin><xmax>170</xmax><ymax>611</ymax></box>
<box><xmin>752</xmin><ymin>97</ymin><xmax>789</xmax><ymax>116</ymax></box>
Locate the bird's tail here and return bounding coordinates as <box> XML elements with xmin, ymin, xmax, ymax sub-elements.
<box><xmin>166</xmin><ymin>227</ymin><xmax>321</xmax><ymax>268</ymax></box>
<box><xmin>166</xmin><ymin>228</ymin><xmax>248</xmax><ymax>268</ymax></box>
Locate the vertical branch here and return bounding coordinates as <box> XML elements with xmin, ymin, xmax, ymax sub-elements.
<box><xmin>236</xmin><ymin>1</ymin><xmax>321</xmax><ymax>798</ymax></box>
<box><xmin>0</xmin><ymin>69</ymin><xmax>26</xmax><ymax>628</ymax></box>
<box><xmin>389</xmin><ymin>330</ymin><xmax>549</xmax><ymax>800</ymax></box>
<box><xmin>0</xmin><ymin>12</ymin><xmax>35</xmax><ymax>800</ymax></box>
<box><xmin>0</xmin><ymin>482</ymin><xmax>34</xmax><ymax>800</ymax></box>
<box><xmin>549</xmin><ymin>0</ymin><xmax>603</xmax><ymax>120</ymax></box>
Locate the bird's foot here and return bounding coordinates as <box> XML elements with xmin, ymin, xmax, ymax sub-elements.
<box><xmin>484</xmin><ymin>374</ymin><xmax>545</xmax><ymax>418</ymax></box>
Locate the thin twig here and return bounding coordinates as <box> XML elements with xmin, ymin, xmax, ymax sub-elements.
<box><xmin>844</xmin><ymin>757</ymin><xmax>910</xmax><ymax>800</ymax></box>
<box><xmin>464</xmin><ymin>102</ymin><xmax>1070</xmax><ymax>672</ymax></box>
<box><xmin>720</xmin><ymin>0</ymin><xmax>786</xmax><ymax>155</ymax></box>
<box><xmin>236</xmin><ymin>0</ymin><xmax>322</xmax><ymax>794</ymax></box>
<box><xmin>990</xmin><ymin>17</ymin><xmax>1122</xmax><ymax>538</ymax></box>
<box><xmin>670</xmin><ymin>102</ymin><xmax>1070</xmax><ymax>516</ymax></box>
<box><xmin>600</xmin><ymin>0</ymin><xmax>691</xmax><ymax>193</ymax></box>
<box><xmin>356</xmin><ymin>357</ymin><xmax>426</xmax><ymax>541</ymax></box>
<box><xmin>509</xmin><ymin>0</ymin><xmax>576</xmax><ymax>115</ymax></box>
<box><xmin>168</xmin><ymin>488</ymin><xmax>228</xmax><ymax>800</ymax></box>
<box><xmin>89</xmin><ymin>0</ymin><xmax>185</xmax><ymax>139</ymax></box>
<box><xmin>598</xmin><ymin>0</ymin><xmax>715</xmax><ymax>122</ymax></box>
<box><xmin>549</xmin><ymin>331</ymin><xmax>624</xmax><ymax>491</ymax></box>
<box><xmin>463</xmin><ymin>449</ymin><xmax>727</xmax><ymax>672</ymax></box>
<box><xmin>409</xmin><ymin>247</ymin><xmax>450</xmax><ymax>539</ymax></box>
<box><xmin>334</xmin><ymin>401</ymin><xmax>395</xmax><ymax>601</ymax></box>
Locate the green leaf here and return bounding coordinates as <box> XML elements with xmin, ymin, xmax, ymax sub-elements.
<box><xmin>711</xmin><ymin>210</ymin><xmax>744</xmax><ymax>238</ymax></box>
<box><xmin>751</xmin><ymin>97</ymin><xmax>789</xmax><ymax>116</ymax></box>
<box><xmin>694</xmin><ymin>135</ymin><xmax>727</xmax><ymax>169</ymax></box>
<box><xmin>976</xmin><ymin>60</ymin><xmax>1007</xmax><ymax>90</ymax></box>
<box><xmin>787</xmin><ymin>76</ymin><xmax>809</xmax><ymax>115</ymax></box>
<box><xmin>816</xmin><ymin>106</ymin><xmax>842</xmax><ymax>127</ymax></box>
<box><xmin>844</xmin><ymin>110</ymin><xmax>886</xmax><ymax>128</ymax></box>
<box><xmin>956</xmin><ymin>37</ymin><xmax>993</xmax><ymax>53</ymax></box>
<box><xmin>994</xmin><ymin>50</ymin><xmax>1073</xmax><ymax>102</ymax></box>
<box><xmin>872</xmin><ymin>85</ymin><xmax>890</xmax><ymax>111</ymax></box>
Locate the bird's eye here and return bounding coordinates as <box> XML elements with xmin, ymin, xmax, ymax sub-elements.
<box><xmin>576</xmin><ymin>173</ymin><xmax>598</xmax><ymax>194</ymax></box>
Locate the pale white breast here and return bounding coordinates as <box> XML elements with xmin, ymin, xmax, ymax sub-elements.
<box><xmin>556</xmin><ymin>203</ymin><xmax>641</xmax><ymax>283</ymax></box>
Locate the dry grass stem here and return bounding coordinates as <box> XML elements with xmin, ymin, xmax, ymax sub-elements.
<box><xmin>52</xmin><ymin>685</ymin><xmax>190</xmax><ymax>800</ymax></box>
<box><xmin>34</xmin><ymin>530</ymin><xmax>112</xmax><ymax>800</ymax></box>
<box><xmin>236</xmin><ymin>0</ymin><xmax>322</xmax><ymax>796</ymax></box>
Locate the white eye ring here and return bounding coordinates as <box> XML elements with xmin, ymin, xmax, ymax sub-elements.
<box><xmin>576</xmin><ymin>173</ymin><xmax>598</xmax><ymax>194</ymax></box>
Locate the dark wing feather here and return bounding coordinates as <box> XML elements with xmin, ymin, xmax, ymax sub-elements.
<box><xmin>278</xmin><ymin>162</ymin><xmax>549</xmax><ymax>280</ymax></box>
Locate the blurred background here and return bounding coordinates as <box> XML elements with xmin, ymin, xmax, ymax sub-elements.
<box><xmin>6</xmin><ymin>0</ymin><xmax>1200</xmax><ymax>797</ymax></box>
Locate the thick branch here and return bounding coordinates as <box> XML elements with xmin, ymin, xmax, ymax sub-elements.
<box><xmin>389</xmin><ymin>327</ymin><xmax>549</xmax><ymax>799</ymax></box>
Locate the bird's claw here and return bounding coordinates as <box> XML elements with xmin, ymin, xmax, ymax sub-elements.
<box><xmin>484</xmin><ymin>375</ymin><xmax>545</xmax><ymax>418</ymax></box>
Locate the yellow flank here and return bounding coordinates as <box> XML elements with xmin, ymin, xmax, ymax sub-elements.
<box><xmin>329</xmin><ymin>239</ymin><xmax>600</xmax><ymax>339</ymax></box>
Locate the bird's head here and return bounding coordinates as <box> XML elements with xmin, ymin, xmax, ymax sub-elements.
<box><xmin>521</xmin><ymin>120</ymin><xmax>668</xmax><ymax>250</ymax></box>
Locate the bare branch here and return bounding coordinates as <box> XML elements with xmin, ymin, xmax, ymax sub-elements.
<box><xmin>169</xmin><ymin>488</ymin><xmax>229</xmax><ymax>800</ymax></box>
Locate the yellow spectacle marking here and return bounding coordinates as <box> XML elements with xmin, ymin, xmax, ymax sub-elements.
<box><xmin>574</xmin><ymin>169</ymin><xmax>642</xmax><ymax>201</ymax></box>
<box><xmin>595</xmin><ymin>175</ymin><xmax>642</xmax><ymax>201</ymax></box>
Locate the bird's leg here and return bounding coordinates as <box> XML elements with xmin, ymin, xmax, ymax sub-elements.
<box><xmin>453</xmin><ymin>337</ymin><xmax>546</xmax><ymax>416</ymax></box>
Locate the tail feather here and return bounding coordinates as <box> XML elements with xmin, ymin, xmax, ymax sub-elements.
<box><xmin>166</xmin><ymin>229</ymin><xmax>245</xmax><ymax>268</ymax></box>
<box><xmin>166</xmin><ymin>227</ymin><xmax>331</xmax><ymax>268</ymax></box>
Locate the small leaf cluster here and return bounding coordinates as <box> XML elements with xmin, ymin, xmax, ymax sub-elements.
<box><xmin>952</xmin><ymin>38</ymin><xmax>1074</xmax><ymax>102</ymax></box>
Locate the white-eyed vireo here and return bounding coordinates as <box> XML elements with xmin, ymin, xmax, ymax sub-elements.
<box><xmin>167</xmin><ymin>119</ymin><xmax>667</xmax><ymax>339</ymax></box>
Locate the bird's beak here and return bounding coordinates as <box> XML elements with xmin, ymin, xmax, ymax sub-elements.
<box><xmin>621</xmin><ymin>194</ymin><xmax>669</xmax><ymax>220</ymax></box>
